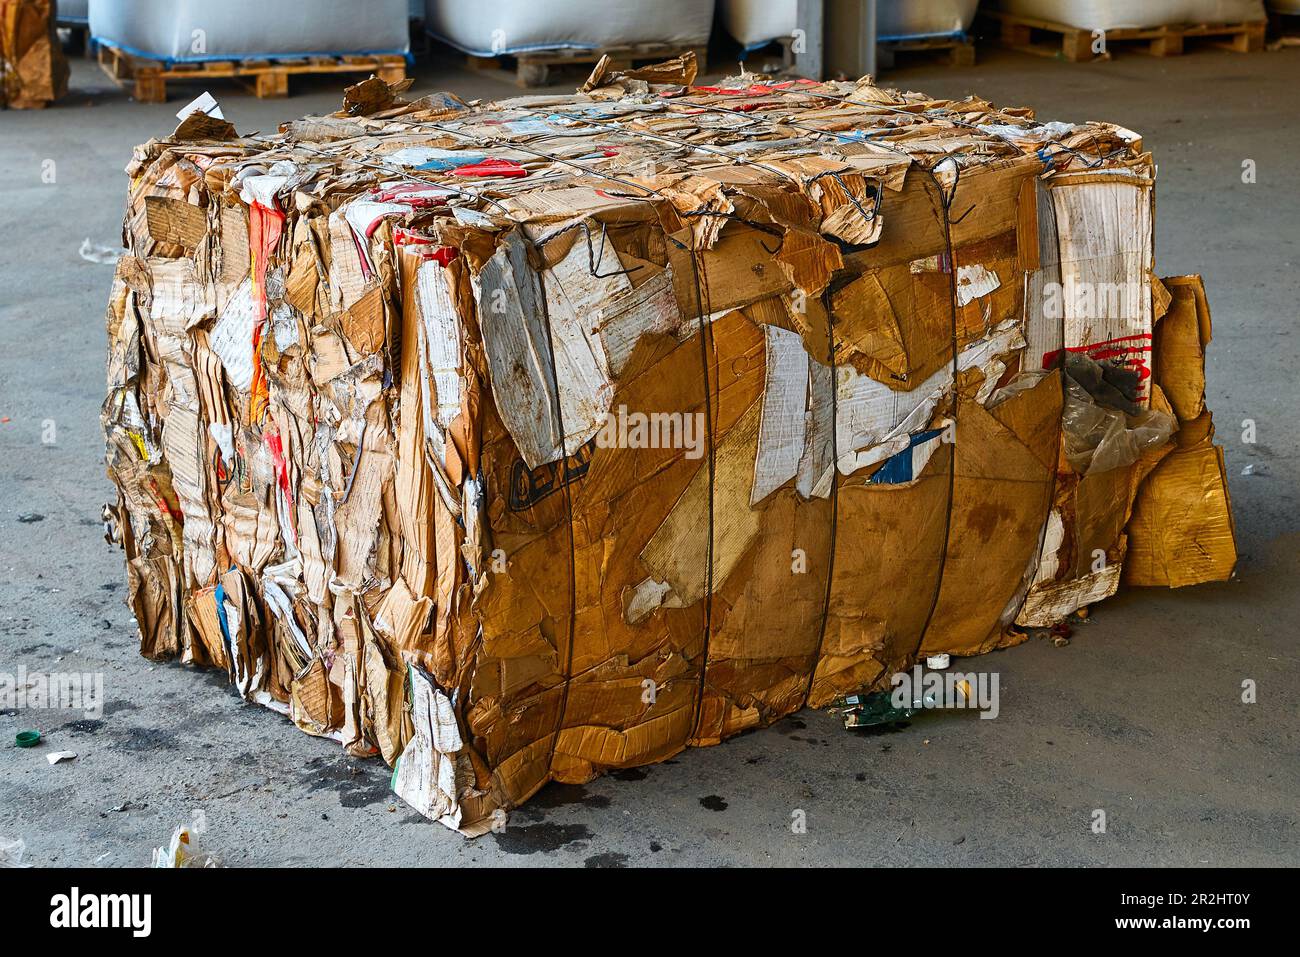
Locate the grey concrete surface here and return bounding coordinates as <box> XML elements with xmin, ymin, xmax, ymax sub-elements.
<box><xmin>1</xmin><ymin>43</ymin><xmax>1297</xmax><ymax>868</ymax></box>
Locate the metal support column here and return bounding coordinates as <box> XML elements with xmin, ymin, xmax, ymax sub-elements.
<box><xmin>794</xmin><ymin>0</ymin><xmax>824</xmax><ymax>80</ymax></box>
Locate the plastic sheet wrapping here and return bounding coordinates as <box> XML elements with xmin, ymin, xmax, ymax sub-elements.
<box><xmin>102</xmin><ymin>65</ymin><xmax>1234</xmax><ymax>832</ymax></box>
<box><xmin>1061</xmin><ymin>358</ymin><xmax>1177</xmax><ymax>475</ymax></box>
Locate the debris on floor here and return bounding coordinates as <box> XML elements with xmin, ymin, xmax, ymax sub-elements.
<box><xmin>834</xmin><ymin>691</ymin><xmax>924</xmax><ymax>729</ymax></box>
<box><xmin>78</xmin><ymin>239</ymin><xmax>121</xmax><ymax>265</ymax></box>
<box><xmin>0</xmin><ymin>836</ymin><xmax>30</xmax><ymax>868</ymax></box>
<box><xmin>101</xmin><ymin>60</ymin><xmax>1236</xmax><ymax>834</ymax></box>
<box><xmin>832</xmin><ymin>663</ymin><xmax>978</xmax><ymax>730</ymax></box>
<box><xmin>151</xmin><ymin>825</ymin><xmax>217</xmax><ymax>868</ymax></box>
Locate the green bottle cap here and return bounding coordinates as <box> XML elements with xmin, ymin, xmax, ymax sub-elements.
<box><xmin>15</xmin><ymin>730</ymin><xmax>41</xmax><ymax>748</ymax></box>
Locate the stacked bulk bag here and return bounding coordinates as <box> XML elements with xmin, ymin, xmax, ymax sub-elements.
<box><xmin>89</xmin><ymin>0</ymin><xmax>410</xmax><ymax>61</ymax></box>
<box><xmin>425</xmin><ymin>0</ymin><xmax>715</xmax><ymax>55</ymax></box>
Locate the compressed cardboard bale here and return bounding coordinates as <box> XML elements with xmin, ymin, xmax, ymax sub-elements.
<box><xmin>0</xmin><ymin>0</ymin><xmax>67</xmax><ymax>108</ymax></box>
<box><xmin>102</xmin><ymin>63</ymin><xmax>1233</xmax><ymax>833</ymax></box>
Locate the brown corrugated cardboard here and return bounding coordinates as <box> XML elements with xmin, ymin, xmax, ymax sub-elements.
<box><xmin>101</xmin><ymin>63</ymin><xmax>1235</xmax><ymax>833</ymax></box>
<box><xmin>0</xmin><ymin>0</ymin><xmax>67</xmax><ymax>109</ymax></box>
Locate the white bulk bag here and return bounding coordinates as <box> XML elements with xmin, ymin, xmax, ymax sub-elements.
<box><xmin>89</xmin><ymin>0</ymin><xmax>410</xmax><ymax>61</ymax></box>
<box><xmin>995</xmin><ymin>0</ymin><xmax>1267</xmax><ymax>30</ymax></box>
<box><xmin>720</xmin><ymin>0</ymin><xmax>979</xmax><ymax>48</ymax></box>
<box><xmin>425</xmin><ymin>0</ymin><xmax>715</xmax><ymax>55</ymax></box>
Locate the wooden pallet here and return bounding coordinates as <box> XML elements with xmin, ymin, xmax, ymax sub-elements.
<box><xmin>981</xmin><ymin>11</ymin><xmax>1266</xmax><ymax>61</ymax></box>
<box><xmin>465</xmin><ymin>41</ymin><xmax>708</xmax><ymax>89</ymax></box>
<box><xmin>96</xmin><ymin>41</ymin><xmax>407</xmax><ymax>103</ymax></box>
<box><xmin>876</xmin><ymin>34</ymin><xmax>976</xmax><ymax>69</ymax></box>
<box><xmin>732</xmin><ymin>37</ymin><xmax>799</xmax><ymax>73</ymax></box>
<box><xmin>1268</xmin><ymin>10</ymin><xmax>1300</xmax><ymax>44</ymax></box>
<box><xmin>56</xmin><ymin>20</ymin><xmax>94</xmax><ymax>59</ymax></box>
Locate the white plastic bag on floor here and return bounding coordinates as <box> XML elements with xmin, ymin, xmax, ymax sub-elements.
<box><xmin>151</xmin><ymin>825</ymin><xmax>218</xmax><ymax>868</ymax></box>
<box><xmin>0</xmin><ymin>836</ymin><xmax>30</xmax><ymax>868</ymax></box>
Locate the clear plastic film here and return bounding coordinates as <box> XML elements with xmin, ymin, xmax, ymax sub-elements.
<box><xmin>1062</xmin><ymin>356</ymin><xmax>1176</xmax><ymax>475</ymax></box>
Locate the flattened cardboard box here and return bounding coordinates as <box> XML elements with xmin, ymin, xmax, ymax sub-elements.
<box><xmin>102</xmin><ymin>60</ymin><xmax>1235</xmax><ymax>834</ymax></box>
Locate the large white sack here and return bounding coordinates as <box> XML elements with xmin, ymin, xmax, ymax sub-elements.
<box><xmin>59</xmin><ymin>0</ymin><xmax>89</xmax><ymax>23</ymax></box>
<box><xmin>720</xmin><ymin>0</ymin><xmax>796</xmax><ymax>47</ymax></box>
<box><xmin>880</xmin><ymin>0</ymin><xmax>980</xmax><ymax>37</ymax></box>
<box><xmin>425</xmin><ymin>0</ymin><xmax>715</xmax><ymax>55</ymax></box>
<box><xmin>720</xmin><ymin>0</ymin><xmax>979</xmax><ymax>47</ymax></box>
<box><xmin>995</xmin><ymin>0</ymin><xmax>1266</xmax><ymax>30</ymax></box>
<box><xmin>90</xmin><ymin>0</ymin><xmax>410</xmax><ymax>61</ymax></box>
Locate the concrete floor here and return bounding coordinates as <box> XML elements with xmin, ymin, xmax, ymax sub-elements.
<box><xmin>1</xmin><ymin>44</ymin><xmax>1297</xmax><ymax>868</ymax></box>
